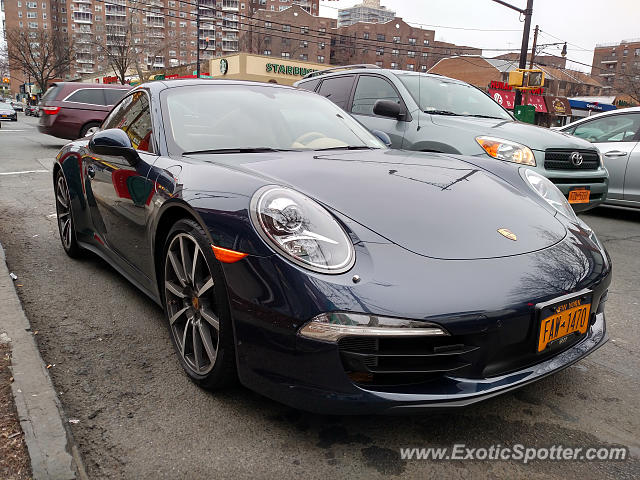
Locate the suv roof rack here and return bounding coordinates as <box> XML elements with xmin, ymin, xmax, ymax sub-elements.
<box><xmin>302</xmin><ymin>64</ymin><xmax>381</xmax><ymax>80</ymax></box>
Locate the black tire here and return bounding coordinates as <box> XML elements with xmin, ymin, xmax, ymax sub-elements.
<box><xmin>54</xmin><ymin>170</ymin><xmax>83</xmax><ymax>258</ymax></box>
<box><xmin>79</xmin><ymin>122</ymin><xmax>100</xmax><ymax>138</ymax></box>
<box><xmin>162</xmin><ymin>218</ymin><xmax>237</xmax><ymax>390</ymax></box>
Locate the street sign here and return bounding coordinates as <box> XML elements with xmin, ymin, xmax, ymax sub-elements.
<box><xmin>508</xmin><ymin>69</ymin><xmax>545</xmax><ymax>89</ymax></box>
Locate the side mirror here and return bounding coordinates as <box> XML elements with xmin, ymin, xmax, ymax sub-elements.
<box><xmin>373</xmin><ymin>99</ymin><xmax>405</xmax><ymax>120</ymax></box>
<box><xmin>371</xmin><ymin>129</ymin><xmax>392</xmax><ymax>147</ymax></box>
<box><xmin>89</xmin><ymin>128</ymin><xmax>140</xmax><ymax>166</ymax></box>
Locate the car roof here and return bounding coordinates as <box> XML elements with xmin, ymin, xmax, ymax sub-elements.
<box><xmin>52</xmin><ymin>82</ymin><xmax>130</xmax><ymax>90</ymax></box>
<box><xmin>561</xmin><ymin>105</ymin><xmax>640</xmax><ymax>129</ymax></box>
<box><xmin>296</xmin><ymin>67</ymin><xmax>463</xmax><ymax>85</ymax></box>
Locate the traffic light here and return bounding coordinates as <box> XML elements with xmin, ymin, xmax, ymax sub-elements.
<box><xmin>508</xmin><ymin>69</ymin><xmax>545</xmax><ymax>89</ymax></box>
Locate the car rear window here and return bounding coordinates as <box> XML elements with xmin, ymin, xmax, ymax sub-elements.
<box><xmin>297</xmin><ymin>78</ymin><xmax>320</xmax><ymax>92</ymax></box>
<box><xmin>65</xmin><ymin>89</ymin><xmax>106</xmax><ymax>105</ymax></box>
<box><xmin>104</xmin><ymin>89</ymin><xmax>128</xmax><ymax>106</ymax></box>
<box><xmin>317</xmin><ymin>75</ymin><xmax>355</xmax><ymax>109</ymax></box>
<box><xmin>40</xmin><ymin>84</ymin><xmax>61</xmax><ymax>103</ymax></box>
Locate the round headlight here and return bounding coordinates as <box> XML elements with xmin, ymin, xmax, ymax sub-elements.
<box><xmin>522</xmin><ymin>168</ymin><xmax>577</xmax><ymax>222</ymax></box>
<box><xmin>250</xmin><ymin>186</ymin><xmax>355</xmax><ymax>274</ymax></box>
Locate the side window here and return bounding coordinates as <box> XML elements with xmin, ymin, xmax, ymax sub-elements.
<box><xmin>316</xmin><ymin>75</ymin><xmax>355</xmax><ymax>109</ymax></box>
<box><xmin>572</xmin><ymin>114</ymin><xmax>640</xmax><ymax>143</ymax></box>
<box><xmin>103</xmin><ymin>91</ymin><xmax>154</xmax><ymax>153</ymax></box>
<box><xmin>296</xmin><ymin>78</ymin><xmax>320</xmax><ymax>92</ymax></box>
<box><xmin>351</xmin><ymin>75</ymin><xmax>401</xmax><ymax>116</ymax></box>
<box><xmin>65</xmin><ymin>88</ymin><xmax>106</xmax><ymax>105</ymax></box>
<box><xmin>103</xmin><ymin>89</ymin><xmax>128</xmax><ymax>106</ymax></box>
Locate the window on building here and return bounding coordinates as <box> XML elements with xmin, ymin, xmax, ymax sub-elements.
<box><xmin>422</xmin><ymin>52</ymin><xmax>428</xmax><ymax>58</ymax></box>
<box><xmin>299</xmin><ymin>54</ymin><xmax>308</xmax><ymax>61</ymax></box>
<box><xmin>300</xmin><ymin>40</ymin><xmax>308</xmax><ymax>48</ymax></box>
<box><xmin>27</xmin><ymin>2</ymin><xmax>37</xmax><ymax>8</ymax></box>
<box><xmin>409</xmin><ymin>38</ymin><xmax>416</xmax><ymax>45</ymax></box>
<box><xmin>300</xmin><ymin>26</ymin><xmax>309</xmax><ymax>34</ymax></box>
<box><xmin>407</xmin><ymin>64</ymin><xmax>415</xmax><ymax>70</ymax></box>
<box><xmin>264</xmin><ymin>49</ymin><xmax>271</xmax><ymax>55</ymax></box>
<box><xmin>376</xmin><ymin>34</ymin><xmax>385</xmax><ymax>42</ymax></box>
<box><xmin>283</xmin><ymin>24</ymin><xmax>290</xmax><ymax>32</ymax></box>
<box><xmin>421</xmin><ymin>65</ymin><xmax>427</xmax><ymax>72</ymax></box>
<box><xmin>351</xmin><ymin>75</ymin><xmax>401</xmax><ymax>116</ymax></box>
<box><xmin>623</xmin><ymin>49</ymin><xmax>628</xmax><ymax>56</ymax></box>
<box><xmin>390</xmin><ymin>62</ymin><xmax>398</xmax><ymax>69</ymax></box>
<box><xmin>376</xmin><ymin>47</ymin><xmax>384</xmax><ymax>56</ymax></box>
<box><xmin>318</xmin><ymin>55</ymin><xmax>325</xmax><ymax>63</ymax></box>
<box><xmin>391</xmin><ymin>49</ymin><xmax>399</xmax><ymax>56</ymax></box>
<box><xmin>27</xmin><ymin>11</ymin><xmax>37</xmax><ymax>18</ymax></box>
<box><xmin>319</xmin><ymin>27</ymin><xmax>326</xmax><ymax>33</ymax></box>
<box><xmin>423</xmin><ymin>39</ymin><xmax>429</xmax><ymax>46</ymax></box>
<box><xmin>363</xmin><ymin>32</ymin><xmax>369</xmax><ymax>39</ymax></box>
<box><xmin>375</xmin><ymin>61</ymin><xmax>383</xmax><ymax>67</ymax></box>
<box><xmin>319</xmin><ymin>42</ymin><xmax>325</xmax><ymax>50</ymax></box>
<box><xmin>393</xmin><ymin>36</ymin><xmax>400</xmax><ymax>43</ymax></box>
<box><xmin>265</xmin><ymin>21</ymin><xmax>272</xmax><ymax>28</ymax></box>
<box><xmin>281</xmin><ymin>52</ymin><xmax>290</xmax><ymax>58</ymax></box>
<box><xmin>408</xmin><ymin>51</ymin><xmax>415</xmax><ymax>57</ymax></box>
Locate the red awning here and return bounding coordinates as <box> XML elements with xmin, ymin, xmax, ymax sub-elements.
<box><xmin>523</xmin><ymin>93</ymin><xmax>548</xmax><ymax>113</ymax></box>
<box><xmin>489</xmin><ymin>89</ymin><xmax>515</xmax><ymax>109</ymax></box>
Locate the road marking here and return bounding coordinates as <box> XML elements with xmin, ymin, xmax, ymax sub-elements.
<box><xmin>0</xmin><ymin>169</ymin><xmax>49</xmax><ymax>176</ymax></box>
<box><xmin>0</xmin><ymin>129</ymin><xmax>27</xmax><ymax>132</ymax></box>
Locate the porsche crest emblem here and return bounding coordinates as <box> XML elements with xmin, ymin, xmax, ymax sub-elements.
<box><xmin>498</xmin><ymin>228</ymin><xmax>517</xmax><ymax>241</ymax></box>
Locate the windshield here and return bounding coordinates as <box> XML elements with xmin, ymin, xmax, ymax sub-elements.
<box><xmin>163</xmin><ymin>85</ymin><xmax>385</xmax><ymax>153</ymax></box>
<box><xmin>397</xmin><ymin>74</ymin><xmax>512</xmax><ymax>120</ymax></box>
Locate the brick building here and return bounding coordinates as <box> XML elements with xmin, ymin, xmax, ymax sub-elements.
<box><xmin>241</xmin><ymin>5</ymin><xmax>335</xmax><ymax>64</ymax></box>
<box><xmin>592</xmin><ymin>38</ymin><xmax>640</xmax><ymax>95</ymax></box>
<box><xmin>247</xmin><ymin>0</ymin><xmax>319</xmax><ymax>15</ymax></box>
<box><xmin>494</xmin><ymin>52</ymin><xmax>567</xmax><ymax>69</ymax></box>
<box><xmin>337</xmin><ymin>0</ymin><xmax>394</xmax><ymax>27</ymax></box>
<box><xmin>429</xmin><ymin>56</ymin><xmax>604</xmax><ymax>97</ymax></box>
<box><xmin>330</xmin><ymin>17</ymin><xmax>481</xmax><ymax>72</ymax></box>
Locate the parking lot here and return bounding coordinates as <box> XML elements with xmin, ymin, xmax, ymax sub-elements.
<box><xmin>0</xmin><ymin>114</ymin><xmax>638</xmax><ymax>479</ymax></box>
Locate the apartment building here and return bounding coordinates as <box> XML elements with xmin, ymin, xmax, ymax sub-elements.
<box><xmin>331</xmin><ymin>17</ymin><xmax>481</xmax><ymax>72</ymax></box>
<box><xmin>592</xmin><ymin>38</ymin><xmax>640</xmax><ymax>93</ymax></box>
<box><xmin>242</xmin><ymin>4</ymin><xmax>334</xmax><ymax>64</ymax></box>
<box><xmin>247</xmin><ymin>0</ymin><xmax>319</xmax><ymax>15</ymax></box>
<box><xmin>337</xmin><ymin>0</ymin><xmax>394</xmax><ymax>27</ymax></box>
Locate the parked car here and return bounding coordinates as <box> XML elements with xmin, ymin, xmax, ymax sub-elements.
<box><xmin>558</xmin><ymin>106</ymin><xmax>640</xmax><ymax>208</ymax></box>
<box><xmin>52</xmin><ymin>80</ymin><xmax>611</xmax><ymax>414</ymax></box>
<box><xmin>295</xmin><ymin>66</ymin><xmax>608</xmax><ymax>212</ymax></box>
<box><xmin>25</xmin><ymin>104</ymin><xmax>40</xmax><ymax>117</ymax></box>
<box><xmin>39</xmin><ymin>82</ymin><xmax>130</xmax><ymax>139</ymax></box>
<box><xmin>0</xmin><ymin>103</ymin><xmax>18</xmax><ymax>122</ymax></box>
<box><xmin>10</xmin><ymin>101</ymin><xmax>24</xmax><ymax>112</ymax></box>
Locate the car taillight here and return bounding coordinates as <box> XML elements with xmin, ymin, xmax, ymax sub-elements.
<box><xmin>41</xmin><ymin>106</ymin><xmax>60</xmax><ymax>115</ymax></box>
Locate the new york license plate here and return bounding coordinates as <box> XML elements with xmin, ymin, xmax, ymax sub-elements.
<box><xmin>568</xmin><ymin>188</ymin><xmax>590</xmax><ymax>204</ymax></box>
<box><xmin>537</xmin><ymin>293</ymin><xmax>592</xmax><ymax>352</ymax></box>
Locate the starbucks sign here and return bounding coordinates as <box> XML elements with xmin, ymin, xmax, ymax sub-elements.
<box><xmin>265</xmin><ymin>63</ymin><xmax>318</xmax><ymax>77</ymax></box>
<box><xmin>220</xmin><ymin>59</ymin><xmax>228</xmax><ymax>75</ymax></box>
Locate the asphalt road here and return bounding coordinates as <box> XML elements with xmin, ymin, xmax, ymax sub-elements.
<box><xmin>0</xmin><ymin>114</ymin><xmax>638</xmax><ymax>479</ymax></box>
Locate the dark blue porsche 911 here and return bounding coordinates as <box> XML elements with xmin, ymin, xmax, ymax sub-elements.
<box><xmin>53</xmin><ymin>80</ymin><xmax>611</xmax><ymax>414</ymax></box>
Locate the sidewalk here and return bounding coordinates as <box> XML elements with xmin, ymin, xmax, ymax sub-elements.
<box><xmin>0</xmin><ymin>242</ymin><xmax>86</xmax><ymax>480</ymax></box>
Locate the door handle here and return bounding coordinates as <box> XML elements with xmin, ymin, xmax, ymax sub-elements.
<box><xmin>604</xmin><ymin>150</ymin><xmax>627</xmax><ymax>157</ymax></box>
<box><xmin>87</xmin><ymin>165</ymin><xmax>95</xmax><ymax>178</ymax></box>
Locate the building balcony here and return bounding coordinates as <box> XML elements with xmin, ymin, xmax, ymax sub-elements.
<box><xmin>147</xmin><ymin>32</ymin><xmax>166</xmax><ymax>38</ymax></box>
<box><xmin>73</xmin><ymin>0</ymin><xmax>93</xmax><ymax>4</ymax></box>
<box><xmin>147</xmin><ymin>23</ymin><xmax>165</xmax><ymax>28</ymax></box>
<box><xmin>76</xmin><ymin>68</ymin><xmax>95</xmax><ymax>74</ymax></box>
<box><xmin>76</xmin><ymin>58</ymin><xmax>94</xmax><ymax>64</ymax></box>
<box><xmin>222</xmin><ymin>21</ymin><xmax>238</xmax><ymax>31</ymax></box>
<box><xmin>600</xmin><ymin>59</ymin><xmax>618</xmax><ymax>64</ymax></box>
<box><xmin>222</xmin><ymin>1</ymin><xmax>239</xmax><ymax>11</ymax></box>
<box><xmin>147</xmin><ymin>0</ymin><xmax>165</xmax><ymax>7</ymax></box>
<box><xmin>222</xmin><ymin>42</ymin><xmax>238</xmax><ymax>52</ymax></box>
<box><xmin>599</xmin><ymin>73</ymin><xmax>616</xmax><ymax>77</ymax></box>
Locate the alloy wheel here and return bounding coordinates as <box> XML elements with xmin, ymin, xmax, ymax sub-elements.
<box><xmin>85</xmin><ymin>126</ymin><xmax>99</xmax><ymax>136</ymax></box>
<box><xmin>55</xmin><ymin>174</ymin><xmax>73</xmax><ymax>250</ymax></box>
<box><xmin>164</xmin><ymin>233</ymin><xmax>219</xmax><ymax>376</ymax></box>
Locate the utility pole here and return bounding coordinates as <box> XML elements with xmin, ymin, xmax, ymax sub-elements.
<box><xmin>196</xmin><ymin>1</ymin><xmax>200</xmax><ymax>78</ymax></box>
<box><xmin>529</xmin><ymin>24</ymin><xmax>539</xmax><ymax>68</ymax></box>
<box><xmin>490</xmin><ymin>0</ymin><xmax>534</xmax><ymax>107</ymax></box>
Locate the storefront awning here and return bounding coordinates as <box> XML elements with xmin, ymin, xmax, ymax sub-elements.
<box><xmin>489</xmin><ymin>89</ymin><xmax>548</xmax><ymax>113</ymax></box>
<box><xmin>489</xmin><ymin>89</ymin><xmax>515</xmax><ymax>109</ymax></box>
<box><xmin>568</xmin><ymin>99</ymin><xmax>616</xmax><ymax>112</ymax></box>
<box><xmin>544</xmin><ymin>96</ymin><xmax>572</xmax><ymax>116</ymax></box>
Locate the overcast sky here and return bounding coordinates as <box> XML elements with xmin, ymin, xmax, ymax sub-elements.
<box><xmin>320</xmin><ymin>0</ymin><xmax>640</xmax><ymax>72</ymax></box>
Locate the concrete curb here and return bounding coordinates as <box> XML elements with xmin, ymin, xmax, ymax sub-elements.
<box><xmin>0</xmin><ymin>242</ymin><xmax>88</xmax><ymax>480</ymax></box>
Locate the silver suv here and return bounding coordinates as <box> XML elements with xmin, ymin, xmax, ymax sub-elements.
<box><xmin>295</xmin><ymin>66</ymin><xmax>608</xmax><ymax>212</ymax></box>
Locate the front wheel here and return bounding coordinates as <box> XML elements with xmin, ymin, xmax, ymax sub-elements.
<box><xmin>163</xmin><ymin>219</ymin><xmax>237</xmax><ymax>390</ymax></box>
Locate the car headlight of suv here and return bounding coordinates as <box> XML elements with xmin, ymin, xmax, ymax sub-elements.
<box><xmin>522</xmin><ymin>168</ymin><xmax>578</xmax><ymax>222</ymax></box>
<box><xmin>250</xmin><ymin>185</ymin><xmax>355</xmax><ymax>274</ymax></box>
<box><xmin>476</xmin><ymin>136</ymin><xmax>536</xmax><ymax>166</ymax></box>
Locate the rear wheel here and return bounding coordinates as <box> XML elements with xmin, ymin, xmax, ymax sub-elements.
<box><xmin>163</xmin><ymin>219</ymin><xmax>236</xmax><ymax>389</ymax></box>
<box><xmin>55</xmin><ymin>171</ymin><xmax>82</xmax><ymax>258</ymax></box>
<box><xmin>79</xmin><ymin>122</ymin><xmax>100</xmax><ymax>138</ymax></box>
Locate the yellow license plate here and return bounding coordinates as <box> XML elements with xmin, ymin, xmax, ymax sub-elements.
<box><xmin>538</xmin><ymin>298</ymin><xmax>591</xmax><ymax>352</ymax></box>
<box><xmin>568</xmin><ymin>189</ymin><xmax>590</xmax><ymax>204</ymax></box>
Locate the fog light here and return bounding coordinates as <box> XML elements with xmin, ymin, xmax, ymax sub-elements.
<box><xmin>298</xmin><ymin>312</ymin><xmax>448</xmax><ymax>342</ymax></box>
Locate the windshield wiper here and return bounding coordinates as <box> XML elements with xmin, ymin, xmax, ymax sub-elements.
<box><xmin>313</xmin><ymin>146</ymin><xmax>377</xmax><ymax>151</ymax></box>
<box><xmin>182</xmin><ymin>147</ymin><xmax>296</xmax><ymax>156</ymax></box>
<box><xmin>466</xmin><ymin>114</ymin><xmax>506</xmax><ymax>119</ymax></box>
<box><xmin>425</xmin><ymin>110</ymin><xmax>460</xmax><ymax>116</ymax></box>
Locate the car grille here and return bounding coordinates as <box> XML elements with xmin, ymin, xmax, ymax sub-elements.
<box><xmin>338</xmin><ymin>336</ymin><xmax>479</xmax><ymax>387</ymax></box>
<box><xmin>544</xmin><ymin>149</ymin><xmax>600</xmax><ymax>170</ymax></box>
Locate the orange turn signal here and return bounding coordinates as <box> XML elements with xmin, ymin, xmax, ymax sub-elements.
<box><xmin>211</xmin><ymin>245</ymin><xmax>248</xmax><ymax>263</ymax></box>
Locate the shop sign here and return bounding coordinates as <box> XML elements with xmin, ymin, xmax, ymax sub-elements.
<box><xmin>490</xmin><ymin>80</ymin><xmax>544</xmax><ymax>95</ymax></box>
<box><xmin>489</xmin><ymin>88</ymin><xmax>515</xmax><ymax>109</ymax></box>
<box><xmin>266</xmin><ymin>63</ymin><xmax>318</xmax><ymax>77</ymax></box>
<box><xmin>523</xmin><ymin>94</ymin><xmax>547</xmax><ymax>113</ymax></box>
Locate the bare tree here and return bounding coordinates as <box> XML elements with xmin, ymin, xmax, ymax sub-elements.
<box><xmin>92</xmin><ymin>17</ymin><xmax>140</xmax><ymax>85</ymax></box>
<box><xmin>618</xmin><ymin>65</ymin><xmax>640</xmax><ymax>104</ymax></box>
<box><xmin>5</xmin><ymin>28</ymin><xmax>74</xmax><ymax>94</ymax></box>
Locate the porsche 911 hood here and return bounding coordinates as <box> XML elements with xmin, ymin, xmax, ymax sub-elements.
<box><xmin>219</xmin><ymin>149</ymin><xmax>567</xmax><ymax>260</ymax></box>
